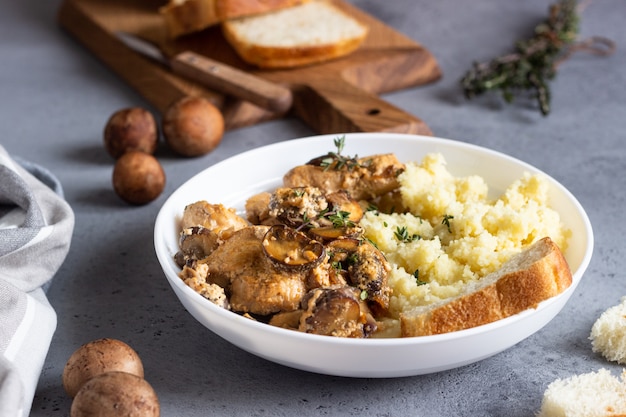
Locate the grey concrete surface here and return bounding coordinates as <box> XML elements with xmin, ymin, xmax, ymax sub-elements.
<box><xmin>2</xmin><ymin>0</ymin><xmax>625</xmax><ymax>416</ymax></box>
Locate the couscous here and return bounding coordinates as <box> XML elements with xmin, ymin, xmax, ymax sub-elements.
<box><xmin>360</xmin><ymin>153</ymin><xmax>570</xmax><ymax>335</ymax></box>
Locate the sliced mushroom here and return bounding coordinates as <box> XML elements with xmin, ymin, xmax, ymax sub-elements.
<box><xmin>304</xmin><ymin>190</ymin><xmax>364</xmax><ymax>241</ymax></box>
<box><xmin>268</xmin><ymin>309</ymin><xmax>303</xmax><ymax>330</ymax></box>
<box><xmin>326</xmin><ymin>237</ymin><xmax>361</xmax><ymax>261</ymax></box>
<box><xmin>298</xmin><ymin>286</ymin><xmax>377</xmax><ymax>338</ymax></box>
<box><xmin>262</xmin><ymin>225</ymin><xmax>326</xmax><ymax>272</ymax></box>
<box><xmin>325</xmin><ymin>238</ymin><xmax>360</xmax><ymax>284</ymax></box>
<box><xmin>308</xmin><ymin>225</ymin><xmax>363</xmax><ymax>242</ymax></box>
<box><xmin>326</xmin><ymin>190</ymin><xmax>363</xmax><ymax>223</ymax></box>
<box><xmin>304</xmin><ymin>154</ymin><xmax>334</xmax><ymax>167</ymax></box>
<box><xmin>326</xmin><ymin>238</ymin><xmax>391</xmax><ymax>314</ymax></box>
<box><xmin>348</xmin><ymin>241</ymin><xmax>392</xmax><ymax>314</ymax></box>
<box><xmin>175</xmin><ymin>226</ymin><xmax>220</xmax><ymax>267</ymax></box>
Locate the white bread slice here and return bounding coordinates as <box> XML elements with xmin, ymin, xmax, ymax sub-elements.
<box><xmin>221</xmin><ymin>0</ymin><xmax>369</xmax><ymax>69</ymax></box>
<box><xmin>400</xmin><ymin>237</ymin><xmax>572</xmax><ymax>337</ymax></box>
<box><xmin>590</xmin><ymin>297</ymin><xmax>626</xmax><ymax>364</ymax></box>
<box><xmin>537</xmin><ymin>368</ymin><xmax>626</xmax><ymax>417</ymax></box>
<box><xmin>160</xmin><ymin>0</ymin><xmax>310</xmax><ymax>38</ymax></box>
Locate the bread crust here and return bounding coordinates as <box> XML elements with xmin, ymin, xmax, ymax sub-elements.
<box><xmin>216</xmin><ymin>0</ymin><xmax>306</xmax><ymax>18</ymax></box>
<box><xmin>497</xmin><ymin>242</ymin><xmax>571</xmax><ymax>316</ymax></box>
<box><xmin>400</xmin><ymin>237</ymin><xmax>572</xmax><ymax>337</ymax></box>
<box><xmin>404</xmin><ymin>286</ymin><xmax>505</xmax><ymax>336</ymax></box>
<box><xmin>160</xmin><ymin>0</ymin><xmax>309</xmax><ymax>38</ymax></box>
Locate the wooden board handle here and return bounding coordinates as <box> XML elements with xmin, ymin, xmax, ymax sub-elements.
<box><xmin>292</xmin><ymin>79</ymin><xmax>432</xmax><ymax>135</ymax></box>
<box><xmin>171</xmin><ymin>51</ymin><xmax>293</xmax><ymax>113</ymax></box>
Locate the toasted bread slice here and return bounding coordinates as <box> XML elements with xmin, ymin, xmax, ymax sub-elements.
<box><xmin>160</xmin><ymin>0</ymin><xmax>310</xmax><ymax>38</ymax></box>
<box><xmin>221</xmin><ymin>0</ymin><xmax>369</xmax><ymax>68</ymax></box>
<box><xmin>400</xmin><ymin>237</ymin><xmax>572</xmax><ymax>337</ymax></box>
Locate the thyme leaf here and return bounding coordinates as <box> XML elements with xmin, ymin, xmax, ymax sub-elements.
<box><xmin>413</xmin><ymin>270</ymin><xmax>427</xmax><ymax>286</ymax></box>
<box><xmin>297</xmin><ymin>208</ymin><xmax>355</xmax><ymax>231</ymax></box>
<box><xmin>442</xmin><ymin>214</ymin><xmax>454</xmax><ymax>233</ymax></box>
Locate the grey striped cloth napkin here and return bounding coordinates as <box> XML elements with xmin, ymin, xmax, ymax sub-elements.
<box><xmin>0</xmin><ymin>145</ymin><xmax>74</xmax><ymax>417</ymax></box>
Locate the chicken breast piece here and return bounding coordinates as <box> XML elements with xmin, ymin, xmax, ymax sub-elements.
<box><xmin>181</xmin><ymin>201</ymin><xmax>249</xmax><ymax>239</ymax></box>
<box><xmin>283</xmin><ymin>153</ymin><xmax>405</xmax><ymax>201</ymax></box>
<box><xmin>202</xmin><ymin>225</ymin><xmax>308</xmax><ymax>315</ymax></box>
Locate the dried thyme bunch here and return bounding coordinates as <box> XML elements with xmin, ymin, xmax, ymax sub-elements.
<box><xmin>461</xmin><ymin>0</ymin><xmax>614</xmax><ymax>115</ymax></box>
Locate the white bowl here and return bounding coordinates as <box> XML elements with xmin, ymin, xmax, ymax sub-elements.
<box><xmin>154</xmin><ymin>133</ymin><xmax>593</xmax><ymax>378</ymax></box>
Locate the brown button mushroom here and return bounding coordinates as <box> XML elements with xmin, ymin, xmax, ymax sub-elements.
<box><xmin>62</xmin><ymin>338</ymin><xmax>144</xmax><ymax>398</ymax></box>
<box><xmin>70</xmin><ymin>371</ymin><xmax>159</xmax><ymax>417</ymax></box>
<box><xmin>162</xmin><ymin>96</ymin><xmax>224</xmax><ymax>157</ymax></box>
<box><xmin>103</xmin><ymin>107</ymin><xmax>158</xmax><ymax>159</ymax></box>
<box><xmin>112</xmin><ymin>151</ymin><xmax>166</xmax><ymax>205</ymax></box>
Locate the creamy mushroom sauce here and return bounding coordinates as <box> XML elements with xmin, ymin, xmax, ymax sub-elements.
<box><xmin>175</xmin><ymin>145</ymin><xmax>404</xmax><ymax>338</ymax></box>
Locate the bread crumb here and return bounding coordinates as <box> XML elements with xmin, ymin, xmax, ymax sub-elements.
<box><xmin>590</xmin><ymin>297</ymin><xmax>626</xmax><ymax>364</ymax></box>
<box><xmin>537</xmin><ymin>368</ymin><xmax>626</xmax><ymax>417</ymax></box>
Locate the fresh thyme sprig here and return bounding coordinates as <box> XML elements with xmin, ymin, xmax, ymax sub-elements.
<box><xmin>298</xmin><ymin>208</ymin><xmax>355</xmax><ymax>231</ymax></box>
<box><xmin>461</xmin><ymin>0</ymin><xmax>614</xmax><ymax>115</ymax></box>
<box><xmin>328</xmin><ymin>210</ymin><xmax>355</xmax><ymax>228</ymax></box>
<box><xmin>394</xmin><ymin>226</ymin><xmax>421</xmax><ymax>243</ymax></box>
<box><xmin>319</xmin><ymin>136</ymin><xmax>371</xmax><ymax>171</ymax></box>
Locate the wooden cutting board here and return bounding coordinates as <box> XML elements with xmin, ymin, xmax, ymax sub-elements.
<box><xmin>57</xmin><ymin>0</ymin><xmax>441</xmax><ymax>134</ymax></box>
